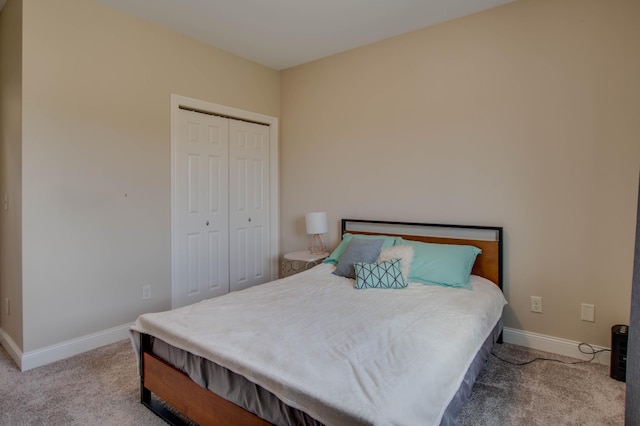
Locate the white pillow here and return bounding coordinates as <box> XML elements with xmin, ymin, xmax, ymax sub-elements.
<box><xmin>377</xmin><ymin>245</ymin><xmax>414</xmax><ymax>282</ymax></box>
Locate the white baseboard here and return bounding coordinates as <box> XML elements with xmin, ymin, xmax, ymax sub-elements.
<box><xmin>1</xmin><ymin>323</ymin><xmax>133</xmax><ymax>371</ymax></box>
<box><xmin>3</xmin><ymin>324</ymin><xmax>610</xmax><ymax>371</ymax></box>
<box><xmin>502</xmin><ymin>327</ymin><xmax>611</xmax><ymax>366</ymax></box>
<box><xmin>0</xmin><ymin>328</ymin><xmax>23</xmax><ymax>369</ymax></box>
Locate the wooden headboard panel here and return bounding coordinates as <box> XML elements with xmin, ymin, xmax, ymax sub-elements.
<box><xmin>341</xmin><ymin>219</ymin><xmax>503</xmax><ymax>289</ymax></box>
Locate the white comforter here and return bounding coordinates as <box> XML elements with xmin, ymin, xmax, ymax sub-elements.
<box><xmin>131</xmin><ymin>263</ymin><xmax>506</xmax><ymax>426</ymax></box>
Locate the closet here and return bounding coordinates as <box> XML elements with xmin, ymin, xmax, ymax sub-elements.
<box><xmin>172</xmin><ymin>106</ymin><xmax>272</xmax><ymax>308</ymax></box>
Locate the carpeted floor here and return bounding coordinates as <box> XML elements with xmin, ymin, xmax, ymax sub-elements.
<box><xmin>459</xmin><ymin>344</ymin><xmax>625</xmax><ymax>425</ymax></box>
<box><xmin>0</xmin><ymin>339</ymin><xmax>626</xmax><ymax>425</ymax></box>
<box><xmin>0</xmin><ymin>339</ymin><xmax>165</xmax><ymax>426</ymax></box>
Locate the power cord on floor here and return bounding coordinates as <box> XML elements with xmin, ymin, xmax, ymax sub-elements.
<box><xmin>491</xmin><ymin>343</ymin><xmax>610</xmax><ymax>366</ymax></box>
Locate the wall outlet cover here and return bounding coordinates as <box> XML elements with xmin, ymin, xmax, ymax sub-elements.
<box><xmin>581</xmin><ymin>303</ymin><xmax>595</xmax><ymax>322</ymax></box>
<box><xmin>531</xmin><ymin>296</ymin><xmax>543</xmax><ymax>313</ymax></box>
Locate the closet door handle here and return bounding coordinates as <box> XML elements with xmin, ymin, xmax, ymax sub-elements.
<box><xmin>205</xmin><ymin>220</ymin><xmax>210</xmax><ymax>226</ymax></box>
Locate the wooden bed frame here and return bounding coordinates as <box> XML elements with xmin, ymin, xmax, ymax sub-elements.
<box><xmin>139</xmin><ymin>219</ymin><xmax>503</xmax><ymax>425</ymax></box>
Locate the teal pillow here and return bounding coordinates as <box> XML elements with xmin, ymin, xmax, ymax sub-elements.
<box><xmin>323</xmin><ymin>233</ymin><xmax>403</xmax><ymax>265</ymax></box>
<box><xmin>354</xmin><ymin>259</ymin><xmax>407</xmax><ymax>289</ymax></box>
<box><xmin>404</xmin><ymin>240</ymin><xmax>481</xmax><ymax>289</ymax></box>
<box><xmin>333</xmin><ymin>238</ymin><xmax>385</xmax><ymax>279</ymax></box>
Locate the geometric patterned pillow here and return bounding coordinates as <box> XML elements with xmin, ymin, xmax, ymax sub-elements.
<box><xmin>354</xmin><ymin>259</ymin><xmax>407</xmax><ymax>289</ymax></box>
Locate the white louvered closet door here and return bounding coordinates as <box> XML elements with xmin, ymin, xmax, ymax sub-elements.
<box><xmin>174</xmin><ymin>109</ymin><xmax>230</xmax><ymax>308</ymax></box>
<box><xmin>228</xmin><ymin>119</ymin><xmax>271</xmax><ymax>292</ymax></box>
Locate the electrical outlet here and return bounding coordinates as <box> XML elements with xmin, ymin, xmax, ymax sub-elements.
<box><xmin>581</xmin><ymin>303</ymin><xmax>595</xmax><ymax>322</ymax></box>
<box><xmin>531</xmin><ymin>296</ymin><xmax>543</xmax><ymax>313</ymax></box>
<box><xmin>142</xmin><ymin>285</ymin><xmax>151</xmax><ymax>300</ymax></box>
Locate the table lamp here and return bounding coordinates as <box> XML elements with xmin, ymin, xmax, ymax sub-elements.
<box><xmin>305</xmin><ymin>212</ymin><xmax>328</xmax><ymax>254</ymax></box>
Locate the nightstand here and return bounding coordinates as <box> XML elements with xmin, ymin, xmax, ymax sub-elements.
<box><xmin>281</xmin><ymin>250</ymin><xmax>329</xmax><ymax>277</ymax></box>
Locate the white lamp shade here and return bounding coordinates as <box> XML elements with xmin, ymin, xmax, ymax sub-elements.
<box><xmin>305</xmin><ymin>212</ymin><xmax>328</xmax><ymax>235</ymax></box>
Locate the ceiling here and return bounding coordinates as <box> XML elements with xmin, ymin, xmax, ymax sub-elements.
<box><xmin>100</xmin><ymin>0</ymin><xmax>512</xmax><ymax>70</ymax></box>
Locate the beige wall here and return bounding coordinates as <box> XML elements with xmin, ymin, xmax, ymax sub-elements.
<box><xmin>18</xmin><ymin>0</ymin><xmax>279</xmax><ymax>351</ymax></box>
<box><xmin>0</xmin><ymin>0</ymin><xmax>23</xmax><ymax>349</ymax></box>
<box><xmin>280</xmin><ymin>0</ymin><xmax>640</xmax><ymax>346</ymax></box>
<box><xmin>3</xmin><ymin>0</ymin><xmax>638</xmax><ymax>355</ymax></box>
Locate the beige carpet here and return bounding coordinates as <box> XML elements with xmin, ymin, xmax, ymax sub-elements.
<box><xmin>0</xmin><ymin>339</ymin><xmax>626</xmax><ymax>425</ymax></box>
<box><xmin>0</xmin><ymin>339</ymin><xmax>165</xmax><ymax>426</ymax></box>
<box><xmin>459</xmin><ymin>344</ymin><xmax>626</xmax><ymax>425</ymax></box>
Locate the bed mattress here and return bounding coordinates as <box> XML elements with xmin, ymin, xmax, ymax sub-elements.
<box><xmin>132</xmin><ymin>264</ymin><xmax>506</xmax><ymax>425</ymax></box>
<box><xmin>150</xmin><ymin>319</ymin><xmax>501</xmax><ymax>425</ymax></box>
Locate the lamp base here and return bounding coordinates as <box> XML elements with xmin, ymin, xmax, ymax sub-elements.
<box><xmin>310</xmin><ymin>234</ymin><xmax>328</xmax><ymax>255</ymax></box>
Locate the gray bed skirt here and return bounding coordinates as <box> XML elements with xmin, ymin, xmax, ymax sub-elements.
<box><xmin>150</xmin><ymin>319</ymin><xmax>503</xmax><ymax>425</ymax></box>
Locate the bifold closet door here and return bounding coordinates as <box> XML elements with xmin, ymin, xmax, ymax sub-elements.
<box><xmin>174</xmin><ymin>109</ymin><xmax>230</xmax><ymax>308</ymax></box>
<box><xmin>228</xmin><ymin>119</ymin><xmax>271</xmax><ymax>292</ymax></box>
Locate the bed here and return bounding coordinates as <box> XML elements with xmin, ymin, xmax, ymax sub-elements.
<box><xmin>131</xmin><ymin>219</ymin><xmax>505</xmax><ymax>425</ymax></box>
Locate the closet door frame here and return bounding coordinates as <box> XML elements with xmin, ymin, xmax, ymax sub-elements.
<box><xmin>170</xmin><ymin>94</ymin><xmax>279</xmax><ymax>309</ymax></box>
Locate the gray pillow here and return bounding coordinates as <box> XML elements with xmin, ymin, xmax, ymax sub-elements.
<box><xmin>333</xmin><ymin>237</ymin><xmax>384</xmax><ymax>279</ymax></box>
